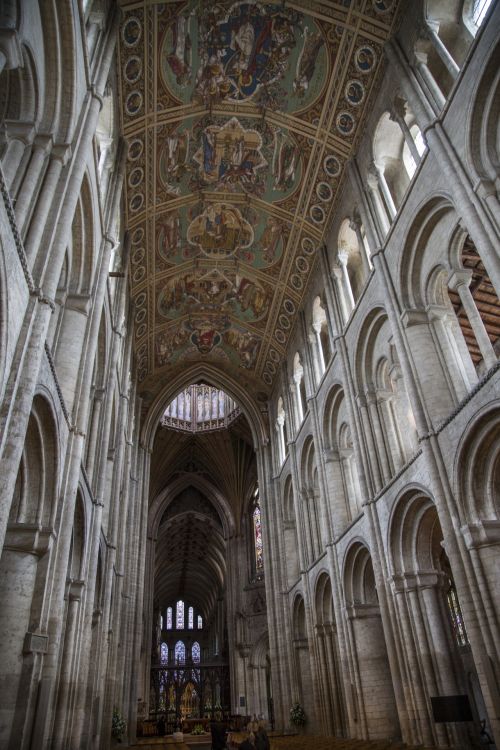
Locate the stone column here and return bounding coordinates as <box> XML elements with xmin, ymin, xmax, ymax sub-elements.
<box><xmin>338</xmin><ymin>250</ymin><xmax>356</xmax><ymax>310</ymax></box>
<box><xmin>389</xmin><ymin>96</ymin><xmax>422</xmax><ymax>166</ymax></box>
<box><xmin>332</xmin><ymin>265</ymin><xmax>350</xmax><ymax>324</ymax></box>
<box><xmin>425</xmin><ymin>21</ymin><xmax>460</xmax><ymax>79</ymax></box>
<box><xmin>1</xmin><ymin>121</ymin><xmax>34</xmax><ymax>190</ymax></box>
<box><xmin>375</xmin><ymin>162</ymin><xmax>397</xmax><ymax>218</ymax></box>
<box><xmin>24</xmin><ymin>145</ymin><xmax>71</xmax><ymax>268</ymax></box>
<box><xmin>324</xmin><ymin>622</ymin><xmax>345</xmax><ymax>737</ymax></box>
<box><xmin>308</xmin><ymin>331</ymin><xmax>321</xmax><ymax>384</ymax></box>
<box><xmin>312</xmin><ymin>323</ymin><xmax>326</xmax><ymax>375</ymax></box>
<box><xmin>292</xmin><ymin>375</ymin><xmax>303</xmax><ymax>426</ymax></box>
<box><xmin>448</xmin><ymin>269</ymin><xmax>497</xmax><ymax>370</ymax></box>
<box><xmin>413</xmin><ymin>48</ymin><xmax>446</xmax><ymax>111</ymax></box>
<box><xmin>14</xmin><ymin>135</ymin><xmax>53</xmax><ymax>234</ymax></box>
<box><xmin>349</xmin><ymin>214</ymin><xmax>371</xmax><ymax>278</ymax></box>
<box><xmin>366</xmin><ymin>387</ymin><xmax>391</xmax><ymax>486</ymax></box>
<box><xmin>366</xmin><ymin>167</ymin><xmax>391</xmax><ymax>236</ymax></box>
<box><xmin>0</xmin><ymin>526</ymin><xmax>53</xmax><ymax>748</ymax></box>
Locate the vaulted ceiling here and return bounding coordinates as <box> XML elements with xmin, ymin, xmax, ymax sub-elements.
<box><xmin>118</xmin><ymin>0</ymin><xmax>401</xmax><ymax>402</ymax></box>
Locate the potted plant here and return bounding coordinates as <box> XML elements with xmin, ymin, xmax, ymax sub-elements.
<box><xmin>112</xmin><ymin>707</ymin><xmax>126</xmax><ymax>744</ymax></box>
<box><xmin>289</xmin><ymin>702</ymin><xmax>306</xmax><ymax>731</ymax></box>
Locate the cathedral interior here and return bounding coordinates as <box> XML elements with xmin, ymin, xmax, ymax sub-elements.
<box><xmin>0</xmin><ymin>0</ymin><xmax>499</xmax><ymax>748</ymax></box>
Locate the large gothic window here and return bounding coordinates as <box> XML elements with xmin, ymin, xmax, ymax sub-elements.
<box><xmin>176</xmin><ymin>600</ymin><xmax>184</xmax><ymax>629</ymax></box>
<box><xmin>188</xmin><ymin>606</ymin><xmax>194</xmax><ymax>629</ymax></box>
<box><xmin>252</xmin><ymin>486</ymin><xmax>264</xmax><ymax>580</ymax></box>
<box><xmin>192</xmin><ymin>641</ymin><xmax>201</xmax><ymax>664</ymax></box>
<box><xmin>166</xmin><ymin>607</ymin><xmax>173</xmax><ymax>630</ymax></box>
<box><xmin>160</xmin><ymin>642</ymin><xmax>168</xmax><ymax>665</ymax></box>
<box><xmin>197</xmin><ymin>615</ymin><xmax>203</xmax><ymax>629</ymax></box>
<box><xmin>174</xmin><ymin>640</ymin><xmax>185</xmax><ymax>664</ymax></box>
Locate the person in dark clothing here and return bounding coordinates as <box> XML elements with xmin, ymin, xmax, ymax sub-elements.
<box><xmin>210</xmin><ymin>718</ymin><xmax>227</xmax><ymax>750</ymax></box>
<box><xmin>239</xmin><ymin>733</ymin><xmax>255</xmax><ymax>750</ymax></box>
<box><xmin>254</xmin><ymin>722</ymin><xmax>270</xmax><ymax>750</ymax></box>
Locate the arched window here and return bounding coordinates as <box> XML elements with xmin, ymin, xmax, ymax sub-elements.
<box><xmin>188</xmin><ymin>606</ymin><xmax>194</xmax><ymax>629</ymax></box>
<box><xmin>446</xmin><ymin>580</ymin><xmax>469</xmax><ymax>647</ymax></box>
<box><xmin>402</xmin><ymin>124</ymin><xmax>426</xmax><ymax>179</ymax></box>
<box><xmin>251</xmin><ymin>486</ymin><xmax>264</xmax><ymax>580</ymax></box>
<box><xmin>197</xmin><ymin>615</ymin><xmax>203</xmax><ymax>629</ymax></box>
<box><xmin>174</xmin><ymin>640</ymin><xmax>186</xmax><ymax>664</ymax></box>
<box><xmin>160</xmin><ymin>614</ymin><xmax>164</xmax><ymax>630</ymax></box>
<box><xmin>166</xmin><ymin>606</ymin><xmax>173</xmax><ymax>629</ymax></box>
<box><xmin>160</xmin><ymin>642</ymin><xmax>168</xmax><ymax>665</ymax></box>
<box><xmin>192</xmin><ymin>641</ymin><xmax>201</xmax><ymax>664</ymax></box>
<box><xmin>472</xmin><ymin>0</ymin><xmax>494</xmax><ymax>26</ymax></box>
<box><xmin>176</xmin><ymin>600</ymin><xmax>184</xmax><ymax>629</ymax></box>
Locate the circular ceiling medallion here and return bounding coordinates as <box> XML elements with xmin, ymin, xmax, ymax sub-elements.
<box><xmin>301</xmin><ymin>237</ymin><xmax>316</xmax><ymax>255</ymax></box>
<box><xmin>128</xmin><ymin>167</ymin><xmax>144</xmax><ymax>188</ymax></box>
<box><xmin>136</xmin><ymin>322</ymin><xmax>147</xmax><ymax>338</ymax></box>
<box><xmin>290</xmin><ymin>273</ymin><xmax>303</xmax><ymax>290</ymax></box>
<box><xmin>283</xmin><ymin>298</ymin><xmax>296</xmax><ymax>315</ymax></box>
<box><xmin>129</xmin><ymin>193</ymin><xmax>144</xmax><ymax>212</ymax></box>
<box><xmin>125</xmin><ymin>91</ymin><xmax>143</xmax><ymax>117</ymax></box>
<box><xmin>128</xmin><ymin>139</ymin><xmax>144</xmax><ymax>161</ymax></box>
<box><xmin>336</xmin><ymin>111</ymin><xmax>355</xmax><ymax>136</ymax></box>
<box><xmin>355</xmin><ymin>45</ymin><xmax>377</xmax><ymax>74</ymax></box>
<box><xmin>133</xmin><ymin>266</ymin><xmax>146</xmax><ymax>284</ymax></box>
<box><xmin>269</xmin><ymin>348</ymin><xmax>280</xmax><ymax>363</ymax></box>
<box><xmin>124</xmin><ymin>56</ymin><xmax>142</xmax><ymax>84</ymax></box>
<box><xmin>372</xmin><ymin>0</ymin><xmax>394</xmax><ymax>12</ymax></box>
<box><xmin>132</xmin><ymin>226</ymin><xmax>144</xmax><ymax>244</ymax></box>
<box><xmin>122</xmin><ymin>17</ymin><xmax>142</xmax><ymax>47</ymax></box>
<box><xmin>263</xmin><ymin>372</ymin><xmax>273</xmax><ymax>385</ymax></box>
<box><xmin>295</xmin><ymin>256</ymin><xmax>309</xmax><ymax>273</ymax></box>
<box><xmin>310</xmin><ymin>205</ymin><xmax>325</xmax><ymax>224</ymax></box>
<box><xmin>135</xmin><ymin>292</ymin><xmax>147</xmax><ymax>308</ymax></box>
<box><xmin>131</xmin><ymin>247</ymin><xmax>145</xmax><ymax>265</ymax></box>
<box><xmin>275</xmin><ymin>329</ymin><xmax>286</xmax><ymax>344</ymax></box>
<box><xmin>135</xmin><ymin>308</ymin><xmax>147</xmax><ymax>324</ymax></box>
<box><xmin>266</xmin><ymin>361</ymin><xmax>277</xmax><ymax>376</ymax></box>
<box><xmin>345</xmin><ymin>79</ymin><xmax>365</xmax><ymax>106</ymax></box>
<box><xmin>279</xmin><ymin>314</ymin><xmax>290</xmax><ymax>330</ymax></box>
<box><xmin>323</xmin><ymin>155</ymin><xmax>341</xmax><ymax>178</ymax></box>
<box><xmin>316</xmin><ymin>181</ymin><xmax>333</xmax><ymax>202</ymax></box>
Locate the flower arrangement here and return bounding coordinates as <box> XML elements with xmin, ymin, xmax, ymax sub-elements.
<box><xmin>191</xmin><ymin>723</ymin><xmax>205</xmax><ymax>735</ymax></box>
<box><xmin>112</xmin><ymin>707</ymin><xmax>126</xmax><ymax>741</ymax></box>
<box><xmin>289</xmin><ymin>702</ymin><xmax>306</xmax><ymax>726</ymax></box>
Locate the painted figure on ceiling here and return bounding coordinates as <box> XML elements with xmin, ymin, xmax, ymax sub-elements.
<box><xmin>166</xmin><ymin>15</ymin><xmax>192</xmax><ymax>85</ymax></box>
<box><xmin>259</xmin><ymin>216</ymin><xmax>282</xmax><ymax>263</ymax></box>
<box><xmin>293</xmin><ymin>27</ymin><xmax>324</xmax><ymax>96</ymax></box>
<box><xmin>158</xmin><ymin>212</ymin><xmax>182</xmax><ymax>259</ymax></box>
<box><xmin>273</xmin><ymin>132</ymin><xmax>298</xmax><ymax>191</ymax></box>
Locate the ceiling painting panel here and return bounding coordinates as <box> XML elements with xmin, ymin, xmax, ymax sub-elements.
<box><xmin>117</xmin><ymin>0</ymin><xmax>401</xmax><ymax>399</ymax></box>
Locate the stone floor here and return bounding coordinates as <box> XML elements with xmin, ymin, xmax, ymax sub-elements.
<box><xmin>129</xmin><ymin>734</ymin><xmax>441</xmax><ymax>750</ymax></box>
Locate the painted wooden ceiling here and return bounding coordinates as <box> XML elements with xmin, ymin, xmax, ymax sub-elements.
<box><xmin>117</xmin><ymin>0</ymin><xmax>401</xmax><ymax>401</ymax></box>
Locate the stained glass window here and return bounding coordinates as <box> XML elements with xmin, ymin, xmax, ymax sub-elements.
<box><xmin>192</xmin><ymin>641</ymin><xmax>201</xmax><ymax>664</ymax></box>
<box><xmin>176</xmin><ymin>600</ymin><xmax>184</xmax><ymax>629</ymax></box>
<box><xmin>446</xmin><ymin>581</ymin><xmax>469</xmax><ymax>647</ymax></box>
<box><xmin>197</xmin><ymin>615</ymin><xmax>203</xmax><ymax>629</ymax></box>
<box><xmin>252</xmin><ymin>487</ymin><xmax>264</xmax><ymax>577</ymax></box>
<box><xmin>166</xmin><ymin>607</ymin><xmax>173</xmax><ymax>630</ymax></box>
<box><xmin>160</xmin><ymin>614</ymin><xmax>163</xmax><ymax>630</ymax></box>
<box><xmin>174</xmin><ymin>640</ymin><xmax>185</xmax><ymax>664</ymax></box>
<box><xmin>188</xmin><ymin>606</ymin><xmax>194</xmax><ymax>629</ymax></box>
<box><xmin>160</xmin><ymin>642</ymin><xmax>168</xmax><ymax>665</ymax></box>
